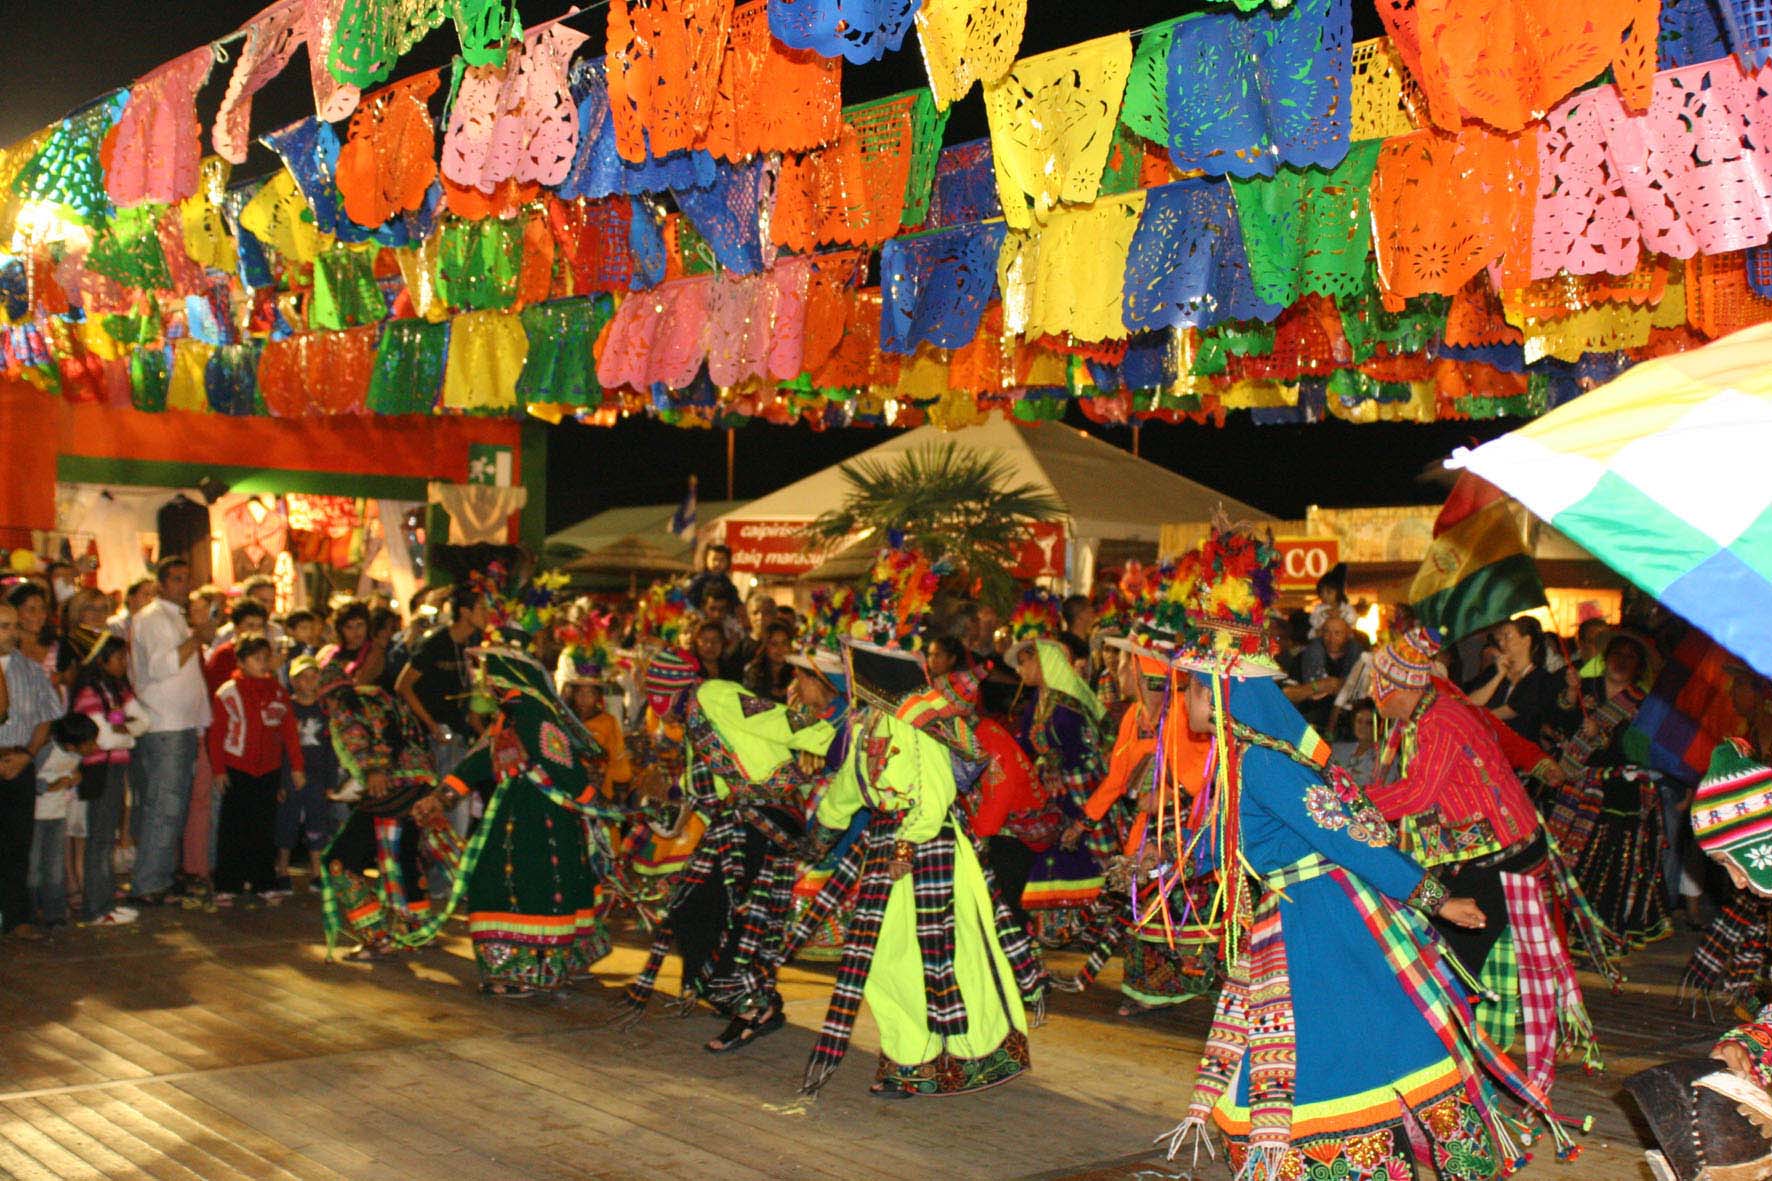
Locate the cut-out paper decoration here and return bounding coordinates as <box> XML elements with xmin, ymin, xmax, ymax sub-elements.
<box><xmin>879</xmin><ymin>221</ymin><xmax>1008</xmax><ymax>352</ymax></box>
<box><xmin>769</xmin><ymin>0</ymin><xmax>922</xmax><ymax>65</ymax></box>
<box><xmin>106</xmin><ymin>48</ymin><xmax>214</xmax><ymax>207</ymax></box>
<box><xmin>984</xmin><ymin>33</ymin><xmax>1132</xmax><ymax>228</ymax></box>
<box><xmin>1162</xmin><ymin>0</ymin><xmax>1352</xmax><ymax>179</ymax></box>
<box><xmin>914</xmin><ymin>0</ymin><xmax>1025</xmax><ymax>109</ymax></box>
<box><xmin>1122</xmin><ymin>177</ymin><xmax>1285</xmax><ymax>331</ymax></box>
<box><xmin>702</xmin><ymin>0</ymin><xmax>843</xmax><ymax>161</ymax></box>
<box><xmin>606</xmin><ymin>0</ymin><xmax>734</xmax><ymax>163</ymax></box>
<box><xmin>1375</xmin><ymin>0</ymin><xmax>1659</xmax><ymax>132</ymax></box>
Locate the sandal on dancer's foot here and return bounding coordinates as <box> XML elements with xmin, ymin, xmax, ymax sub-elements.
<box><xmin>483</xmin><ymin>982</ymin><xmax>547</xmax><ymax>1000</ymax></box>
<box><xmin>868</xmin><ymin>1081</ymin><xmax>914</xmax><ymax>1100</ymax></box>
<box><xmin>1117</xmin><ymin>999</ymin><xmax>1154</xmax><ymax>1018</ymax></box>
<box><xmin>1049</xmin><ymin>973</ymin><xmax>1086</xmax><ymax>994</ymax></box>
<box><xmin>343</xmin><ymin>943</ymin><xmax>392</xmax><ymax>963</ymax></box>
<box><xmin>705</xmin><ymin>1005</ymin><xmax>785</xmax><ymax>1053</ymax></box>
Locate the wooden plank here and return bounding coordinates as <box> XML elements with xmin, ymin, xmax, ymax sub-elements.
<box><xmin>27</xmin><ymin>1016</ymin><xmax>162</xmax><ymax>1083</ymax></box>
<box><xmin>132</xmin><ymin>997</ymin><xmax>301</xmax><ymax>1071</ymax></box>
<box><xmin>165</xmin><ymin>1068</ymin><xmax>392</xmax><ymax>1181</ymax></box>
<box><xmin>0</xmin><ymin>1125</ymin><xmax>63</xmax><ymax>1181</ymax></box>
<box><xmin>31</xmin><ymin>1092</ymin><xmax>211</xmax><ymax>1181</ymax></box>
<box><xmin>57</xmin><ymin>1000</ymin><xmax>225</xmax><ymax>1077</ymax></box>
<box><xmin>400</xmin><ymin>1040</ymin><xmax>755</xmax><ymax>1179</ymax></box>
<box><xmin>332</xmin><ymin>1043</ymin><xmax>622</xmax><ymax>1178</ymax></box>
<box><xmin>40</xmin><ymin>1011</ymin><xmax>188</xmax><ymax>1081</ymax></box>
<box><xmin>173</xmin><ymin>1071</ymin><xmax>384</xmax><ymax>1178</ymax></box>
<box><xmin>432</xmin><ymin>1039</ymin><xmax>785</xmax><ymax>1180</ymax></box>
<box><xmin>0</xmin><ymin>1104</ymin><xmax>107</xmax><ymax>1181</ymax></box>
<box><xmin>269</xmin><ymin>1055</ymin><xmax>457</xmax><ymax>1165</ymax></box>
<box><xmin>143</xmin><ymin>1081</ymin><xmax>354</xmax><ymax>1181</ymax></box>
<box><xmin>0</xmin><ymin>1033</ymin><xmax>91</xmax><ymax>1093</ymax></box>
<box><xmin>106</xmin><ymin>1084</ymin><xmax>319</xmax><ymax>1181</ymax></box>
<box><xmin>4</xmin><ymin>1096</ymin><xmax>150</xmax><ymax>1179</ymax></box>
<box><xmin>67</xmin><ymin>1089</ymin><xmax>259</xmax><ymax>1179</ymax></box>
<box><xmin>490</xmin><ymin>1034</ymin><xmax>862</xmax><ymax>1177</ymax></box>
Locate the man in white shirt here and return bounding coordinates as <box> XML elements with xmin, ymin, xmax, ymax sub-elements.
<box><xmin>127</xmin><ymin>557</ymin><xmax>216</xmax><ymax>904</ymax></box>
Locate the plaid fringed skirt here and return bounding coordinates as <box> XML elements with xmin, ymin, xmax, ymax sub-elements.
<box><xmin>799</xmin><ymin>816</ymin><xmax>1033</xmax><ymax>1096</ymax></box>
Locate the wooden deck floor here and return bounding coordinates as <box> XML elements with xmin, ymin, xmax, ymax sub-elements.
<box><xmin>0</xmin><ymin>888</ymin><xmax>1731</xmax><ymax>1181</ymax></box>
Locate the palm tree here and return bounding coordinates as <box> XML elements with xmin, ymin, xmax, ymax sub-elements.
<box><xmin>809</xmin><ymin>441</ymin><xmax>1064</xmax><ymax>611</ymax></box>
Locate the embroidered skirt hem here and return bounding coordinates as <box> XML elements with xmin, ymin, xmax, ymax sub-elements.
<box><xmin>875</xmin><ymin>1029</ymin><xmax>1031</xmax><ymax>1096</ymax></box>
<box><xmin>1216</xmin><ymin>1058</ymin><xmax>1512</xmax><ymax>1181</ymax></box>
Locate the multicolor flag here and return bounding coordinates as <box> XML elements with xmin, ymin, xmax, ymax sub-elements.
<box><xmin>1451</xmin><ymin>322</ymin><xmax>1772</xmax><ymax>678</ymax></box>
<box><xmin>1409</xmin><ymin>472</ymin><xmax>1547</xmax><ymax>642</ymax></box>
<box><xmin>1631</xmin><ymin>621</ymin><xmax>1744</xmax><ymax>784</ymax></box>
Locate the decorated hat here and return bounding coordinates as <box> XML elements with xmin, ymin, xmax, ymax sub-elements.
<box><xmin>1693</xmin><ymin>738</ymin><xmax>1772</xmax><ymax>895</ymax></box>
<box><xmin>1373</xmin><ymin>625</ymin><xmax>1443</xmax><ymax>696</ymax></box>
<box><xmin>856</xmin><ymin>541</ymin><xmax>945</xmax><ymax>650</ymax></box>
<box><xmin>1172</xmin><ymin>519</ymin><xmax>1284</xmax><ymax>680</ymax></box>
<box><xmin>555</xmin><ymin>614</ymin><xmax>618</xmax><ymax>692</ymax></box>
<box><xmin>843</xmin><ymin>637</ymin><xmax>930</xmax><ymax>714</ymax></box>
<box><xmin>315</xmin><ymin>654</ymin><xmax>356</xmax><ymax>698</ymax></box>
<box><xmin>642</xmin><ymin>648</ymin><xmax>701</xmax><ymax>718</ymax></box>
<box><xmin>1593</xmin><ymin>625</ymin><xmax>1664</xmax><ymax>687</ymax></box>
<box><xmin>804</xmin><ymin>585</ymin><xmax>859</xmax><ymax>655</ymax></box>
<box><xmin>892</xmin><ymin>672</ymin><xmax>981</xmax><ymax>759</ymax></box>
<box><xmin>1104</xmin><ymin>553</ymin><xmax>1201</xmax><ymax>665</ymax></box>
<box><xmin>634</xmin><ymin>580</ymin><xmax>692</xmax><ymax>649</ymax></box>
<box><xmin>1093</xmin><ymin>575</ymin><xmax>1131</xmax><ymax>638</ymax></box>
<box><xmin>484</xmin><ymin>568</ymin><xmax>570</xmax><ymax>646</ymax></box>
<box><xmin>1007</xmin><ymin>586</ymin><xmax>1063</xmax><ymax>646</ymax></box>
<box><xmin>786</xmin><ymin>648</ymin><xmax>848</xmax><ymax>695</ymax></box>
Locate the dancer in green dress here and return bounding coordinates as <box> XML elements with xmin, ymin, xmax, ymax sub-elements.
<box><xmin>437</xmin><ymin>639</ymin><xmax>622</xmax><ymax>998</ymax></box>
<box><xmin>798</xmin><ymin>640</ymin><xmax>1045</xmax><ymax>1098</ymax></box>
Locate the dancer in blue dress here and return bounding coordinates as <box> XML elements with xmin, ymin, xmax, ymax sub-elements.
<box><xmin>1159</xmin><ymin>522</ymin><xmax>1582</xmax><ymax>1180</ymax></box>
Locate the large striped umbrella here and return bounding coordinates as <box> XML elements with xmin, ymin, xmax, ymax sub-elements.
<box><xmin>1450</xmin><ymin>323</ymin><xmax>1772</xmax><ymax>678</ymax></box>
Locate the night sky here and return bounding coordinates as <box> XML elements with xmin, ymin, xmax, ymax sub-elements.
<box><xmin>3</xmin><ymin>1</ymin><xmax>1513</xmax><ymax>534</ymax></box>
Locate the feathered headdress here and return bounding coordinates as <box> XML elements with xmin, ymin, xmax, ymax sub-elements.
<box><xmin>1008</xmin><ymin>586</ymin><xmax>1063</xmax><ymax>642</ymax></box>
<box><xmin>473</xmin><ymin>562</ymin><xmax>571</xmax><ymax>647</ymax></box>
<box><xmin>1106</xmin><ymin>553</ymin><xmax>1203</xmax><ymax>660</ymax></box>
<box><xmin>556</xmin><ymin>613</ymin><xmax>618</xmax><ymax>691</ymax></box>
<box><xmin>1093</xmin><ymin>576</ymin><xmax>1132</xmax><ymax>636</ymax></box>
<box><xmin>857</xmin><ymin>541</ymin><xmax>945</xmax><ymax>650</ymax></box>
<box><xmin>633</xmin><ymin>580</ymin><xmax>692</xmax><ymax>648</ymax></box>
<box><xmin>804</xmin><ymin>585</ymin><xmax>859</xmax><ymax>654</ymax></box>
<box><xmin>1173</xmin><ymin>518</ymin><xmax>1282</xmax><ymax>679</ymax></box>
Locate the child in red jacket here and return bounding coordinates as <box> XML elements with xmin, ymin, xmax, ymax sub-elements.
<box><xmin>209</xmin><ymin>637</ymin><xmax>305</xmax><ymax>904</ymax></box>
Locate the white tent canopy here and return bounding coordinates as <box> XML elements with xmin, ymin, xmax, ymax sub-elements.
<box><xmin>710</xmin><ymin>413</ymin><xmax>1271</xmax><ymax>585</ymax></box>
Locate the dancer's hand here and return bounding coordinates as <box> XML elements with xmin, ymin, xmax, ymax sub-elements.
<box><xmin>365</xmin><ymin>770</ymin><xmax>390</xmax><ymax>799</ymax></box>
<box><xmin>1437</xmin><ymin>897</ymin><xmax>1486</xmax><ymax>929</ymax></box>
<box><xmin>887</xmin><ymin>859</ymin><xmax>912</xmax><ymax>881</ymax></box>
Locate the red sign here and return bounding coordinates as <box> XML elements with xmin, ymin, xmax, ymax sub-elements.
<box><xmin>1011</xmin><ymin>522</ymin><xmax>1067</xmax><ymax>580</ymax></box>
<box><xmin>724</xmin><ymin>519</ymin><xmax>826</xmax><ymax>576</ymax></box>
<box><xmin>1273</xmin><ymin>537</ymin><xmax>1340</xmax><ymax>589</ymax></box>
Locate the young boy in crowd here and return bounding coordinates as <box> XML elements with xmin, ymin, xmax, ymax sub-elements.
<box><xmin>274</xmin><ymin>656</ymin><xmax>342</xmax><ymax>892</ymax></box>
<box><xmin>33</xmin><ymin>713</ymin><xmax>101</xmax><ymax>929</ymax></box>
<box><xmin>284</xmin><ymin>610</ymin><xmax>323</xmax><ymax>660</ymax></box>
<box><xmin>560</xmin><ymin>674</ymin><xmax>634</xmax><ymax>802</ymax></box>
<box><xmin>209</xmin><ymin>637</ymin><xmax>304</xmax><ymax>905</ymax></box>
